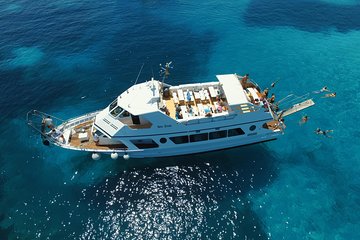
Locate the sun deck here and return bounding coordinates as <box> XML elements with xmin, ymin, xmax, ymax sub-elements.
<box><xmin>161</xmin><ymin>82</ymin><xmax>230</xmax><ymax>120</ymax></box>
<box><xmin>67</xmin><ymin>120</ymin><xmax>127</xmax><ymax>150</ymax></box>
<box><xmin>160</xmin><ymin>74</ymin><xmax>265</xmax><ymax>121</ymax></box>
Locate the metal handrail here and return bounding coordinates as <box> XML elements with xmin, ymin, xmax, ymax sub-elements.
<box><xmin>60</xmin><ymin>110</ymin><xmax>99</xmax><ymax>131</ymax></box>
<box><xmin>26</xmin><ymin>109</ymin><xmax>65</xmax><ymax>124</ymax></box>
<box><xmin>276</xmin><ymin>93</ymin><xmax>311</xmax><ymax>110</ymax></box>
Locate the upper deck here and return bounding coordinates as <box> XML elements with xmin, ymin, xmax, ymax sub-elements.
<box><xmin>93</xmin><ymin>73</ymin><xmax>266</xmax><ymax>137</ymax></box>
<box><xmin>159</xmin><ymin>74</ymin><xmax>263</xmax><ymax>122</ymax></box>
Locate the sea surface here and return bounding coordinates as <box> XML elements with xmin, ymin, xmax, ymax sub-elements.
<box><xmin>1</xmin><ymin>0</ymin><xmax>360</xmax><ymax>239</ymax></box>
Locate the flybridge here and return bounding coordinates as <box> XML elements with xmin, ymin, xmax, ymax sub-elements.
<box><xmin>117</xmin><ymin>79</ymin><xmax>161</xmax><ymax>116</ymax></box>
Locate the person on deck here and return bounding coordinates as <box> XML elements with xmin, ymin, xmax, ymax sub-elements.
<box><xmin>187</xmin><ymin>104</ymin><xmax>193</xmax><ymax>116</ymax></box>
<box><xmin>268</xmin><ymin>93</ymin><xmax>276</xmax><ymax>103</ymax></box>
<box><xmin>241</xmin><ymin>74</ymin><xmax>249</xmax><ymax>87</ymax></box>
<box><xmin>42</xmin><ymin>116</ymin><xmax>54</xmax><ymax>129</ymax></box>
<box><xmin>261</xmin><ymin>88</ymin><xmax>269</xmax><ymax>100</ymax></box>
<box><xmin>175</xmin><ymin>110</ymin><xmax>183</xmax><ymax>119</ymax></box>
<box><xmin>51</xmin><ymin>128</ymin><xmax>65</xmax><ymax>143</ymax></box>
<box><xmin>93</xmin><ymin>133</ymin><xmax>99</xmax><ymax>145</ymax></box>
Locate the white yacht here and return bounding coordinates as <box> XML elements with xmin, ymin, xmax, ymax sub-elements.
<box><xmin>27</xmin><ymin>63</ymin><xmax>314</xmax><ymax>159</ymax></box>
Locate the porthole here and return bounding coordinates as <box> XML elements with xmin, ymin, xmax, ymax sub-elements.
<box><xmin>249</xmin><ymin>125</ymin><xmax>256</xmax><ymax>131</ymax></box>
<box><xmin>160</xmin><ymin>138</ymin><xmax>167</xmax><ymax>144</ymax></box>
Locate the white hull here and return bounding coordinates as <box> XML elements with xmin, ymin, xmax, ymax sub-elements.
<box><xmin>58</xmin><ymin>129</ymin><xmax>279</xmax><ymax>158</ymax></box>
<box><xmin>54</xmin><ymin>111</ymin><xmax>282</xmax><ymax>158</ymax></box>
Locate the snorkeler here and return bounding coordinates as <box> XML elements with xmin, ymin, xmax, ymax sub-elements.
<box><xmin>299</xmin><ymin>115</ymin><xmax>309</xmax><ymax>125</ymax></box>
<box><xmin>315</xmin><ymin>128</ymin><xmax>333</xmax><ymax>138</ymax></box>
<box><xmin>322</xmin><ymin>92</ymin><xmax>336</xmax><ymax>98</ymax></box>
<box><xmin>313</xmin><ymin>86</ymin><xmax>331</xmax><ymax>94</ymax></box>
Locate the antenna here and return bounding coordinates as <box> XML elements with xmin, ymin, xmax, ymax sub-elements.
<box><xmin>134</xmin><ymin>63</ymin><xmax>145</xmax><ymax>85</ymax></box>
<box><xmin>159</xmin><ymin>61</ymin><xmax>173</xmax><ymax>85</ymax></box>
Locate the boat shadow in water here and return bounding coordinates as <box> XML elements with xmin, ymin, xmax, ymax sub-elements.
<box><xmin>75</xmin><ymin>144</ymin><xmax>279</xmax><ymax>239</ymax></box>
<box><xmin>244</xmin><ymin>0</ymin><xmax>360</xmax><ymax>33</ymax></box>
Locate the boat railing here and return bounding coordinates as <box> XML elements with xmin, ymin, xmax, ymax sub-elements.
<box><xmin>247</xmin><ymin>80</ymin><xmax>261</xmax><ymax>92</ymax></box>
<box><xmin>26</xmin><ymin>109</ymin><xmax>100</xmax><ymax>145</ymax></box>
<box><xmin>183</xmin><ymin>113</ymin><xmax>237</xmax><ymax>125</ymax></box>
<box><xmin>26</xmin><ymin>109</ymin><xmax>65</xmax><ymax>126</ymax></box>
<box><xmin>276</xmin><ymin>93</ymin><xmax>311</xmax><ymax>112</ymax></box>
<box><xmin>26</xmin><ymin>110</ymin><xmax>66</xmax><ymax>144</ymax></box>
<box><xmin>60</xmin><ymin>110</ymin><xmax>99</xmax><ymax>131</ymax></box>
<box><xmin>236</xmin><ymin>74</ymin><xmax>261</xmax><ymax>92</ymax></box>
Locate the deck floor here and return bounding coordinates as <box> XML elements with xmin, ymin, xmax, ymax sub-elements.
<box><xmin>68</xmin><ymin>121</ymin><xmax>127</xmax><ymax>150</ymax></box>
<box><xmin>264</xmin><ymin>120</ymin><xmax>283</xmax><ymax>130</ymax></box>
<box><xmin>164</xmin><ymin>90</ymin><xmax>226</xmax><ymax>120</ymax></box>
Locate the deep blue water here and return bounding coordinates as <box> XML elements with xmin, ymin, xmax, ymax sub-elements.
<box><xmin>1</xmin><ymin>0</ymin><xmax>360</xmax><ymax>239</ymax></box>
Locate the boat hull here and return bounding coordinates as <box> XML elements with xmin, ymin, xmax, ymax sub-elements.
<box><xmin>57</xmin><ymin>127</ymin><xmax>280</xmax><ymax>158</ymax></box>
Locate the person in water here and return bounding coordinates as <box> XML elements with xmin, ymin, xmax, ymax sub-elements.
<box><xmin>299</xmin><ymin>115</ymin><xmax>309</xmax><ymax>125</ymax></box>
<box><xmin>313</xmin><ymin>86</ymin><xmax>331</xmax><ymax>94</ymax></box>
<box><xmin>323</xmin><ymin>92</ymin><xmax>336</xmax><ymax>98</ymax></box>
<box><xmin>315</xmin><ymin>128</ymin><xmax>333</xmax><ymax>138</ymax></box>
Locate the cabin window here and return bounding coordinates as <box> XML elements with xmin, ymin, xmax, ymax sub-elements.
<box><xmin>249</xmin><ymin>125</ymin><xmax>256</xmax><ymax>131</ymax></box>
<box><xmin>228</xmin><ymin>128</ymin><xmax>245</xmax><ymax>137</ymax></box>
<box><xmin>170</xmin><ymin>136</ymin><xmax>189</xmax><ymax>144</ymax></box>
<box><xmin>160</xmin><ymin>138</ymin><xmax>167</xmax><ymax>144</ymax></box>
<box><xmin>119</xmin><ymin>111</ymin><xmax>130</xmax><ymax>118</ymax></box>
<box><xmin>130</xmin><ymin>139</ymin><xmax>159</xmax><ymax>149</ymax></box>
<box><xmin>110</xmin><ymin>106</ymin><xmax>124</xmax><ymax>117</ymax></box>
<box><xmin>109</xmin><ymin>99</ymin><xmax>118</xmax><ymax>111</ymax></box>
<box><xmin>209</xmin><ymin>130</ymin><xmax>227</xmax><ymax>140</ymax></box>
<box><xmin>190</xmin><ymin>133</ymin><xmax>208</xmax><ymax>142</ymax></box>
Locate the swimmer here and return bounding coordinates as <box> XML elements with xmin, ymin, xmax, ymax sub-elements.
<box><xmin>313</xmin><ymin>86</ymin><xmax>331</xmax><ymax>94</ymax></box>
<box><xmin>320</xmin><ymin>86</ymin><xmax>330</xmax><ymax>92</ymax></box>
<box><xmin>322</xmin><ymin>92</ymin><xmax>336</xmax><ymax>98</ymax></box>
<box><xmin>271</xmin><ymin>79</ymin><xmax>280</xmax><ymax>88</ymax></box>
<box><xmin>315</xmin><ymin>128</ymin><xmax>333</xmax><ymax>138</ymax></box>
<box><xmin>299</xmin><ymin>115</ymin><xmax>309</xmax><ymax>125</ymax></box>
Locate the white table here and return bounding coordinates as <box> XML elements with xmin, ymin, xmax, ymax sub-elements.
<box><xmin>194</xmin><ymin>91</ymin><xmax>201</xmax><ymax>101</ymax></box>
<box><xmin>78</xmin><ymin>132</ymin><xmax>89</xmax><ymax>142</ymax></box>
<box><xmin>177</xmin><ymin>89</ymin><xmax>184</xmax><ymax>102</ymax></box>
<box><xmin>172</xmin><ymin>92</ymin><xmax>179</xmax><ymax>104</ymax></box>
<box><xmin>199</xmin><ymin>90</ymin><xmax>205</xmax><ymax>101</ymax></box>
<box><xmin>208</xmin><ymin>86</ymin><xmax>217</xmax><ymax>98</ymax></box>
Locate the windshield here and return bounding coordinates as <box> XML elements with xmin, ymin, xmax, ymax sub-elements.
<box><xmin>110</xmin><ymin>106</ymin><xmax>124</xmax><ymax>117</ymax></box>
<box><xmin>109</xmin><ymin>98</ymin><xmax>117</xmax><ymax>112</ymax></box>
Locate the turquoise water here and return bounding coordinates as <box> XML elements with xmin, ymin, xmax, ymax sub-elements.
<box><xmin>1</xmin><ymin>0</ymin><xmax>360</xmax><ymax>239</ymax></box>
